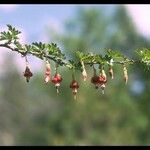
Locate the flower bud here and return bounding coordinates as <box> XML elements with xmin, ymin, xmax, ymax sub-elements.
<box><xmin>82</xmin><ymin>69</ymin><xmax>87</xmax><ymax>81</ymax></box>
<box><xmin>44</xmin><ymin>61</ymin><xmax>51</xmax><ymax>83</ymax></box>
<box><xmin>109</xmin><ymin>66</ymin><xmax>114</xmax><ymax>79</ymax></box>
<box><xmin>123</xmin><ymin>65</ymin><xmax>128</xmax><ymax>84</ymax></box>
<box><xmin>81</xmin><ymin>60</ymin><xmax>87</xmax><ymax>81</ymax></box>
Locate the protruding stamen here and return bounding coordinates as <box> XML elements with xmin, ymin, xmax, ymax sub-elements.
<box><xmin>56</xmin><ymin>86</ymin><xmax>59</xmax><ymax>94</ymax></box>
<box><xmin>73</xmin><ymin>94</ymin><xmax>77</xmax><ymax>100</ymax></box>
<box><xmin>100</xmin><ymin>84</ymin><xmax>105</xmax><ymax>94</ymax></box>
<box><xmin>102</xmin><ymin>89</ymin><xmax>105</xmax><ymax>94</ymax></box>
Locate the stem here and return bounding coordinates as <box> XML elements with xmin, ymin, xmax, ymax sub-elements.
<box><xmin>72</xmin><ymin>69</ymin><xmax>75</xmax><ymax>81</ymax></box>
<box><xmin>81</xmin><ymin>60</ymin><xmax>85</xmax><ymax>70</ymax></box>
<box><xmin>99</xmin><ymin>64</ymin><xmax>104</xmax><ymax>74</ymax></box>
<box><xmin>0</xmin><ymin>41</ymin><xmax>148</xmax><ymax>71</ymax></box>
<box><xmin>25</xmin><ymin>55</ymin><xmax>29</xmax><ymax>66</ymax></box>
<box><xmin>92</xmin><ymin>65</ymin><xmax>97</xmax><ymax>76</ymax></box>
<box><xmin>0</xmin><ymin>43</ymin><xmax>72</xmax><ymax>69</ymax></box>
<box><xmin>55</xmin><ymin>63</ymin><xmax>58</xmax><ymax>74</ymax></box>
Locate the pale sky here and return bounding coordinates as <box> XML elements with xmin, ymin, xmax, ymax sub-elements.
<box><xmin>125</xmin><ymin>4</ymin><xmax>150</xmax><ymax>38</ymax></box>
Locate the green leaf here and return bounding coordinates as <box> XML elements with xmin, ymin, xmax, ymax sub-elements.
<box><xmin>14</xmin><ymin>41</ymin><xmax>24</xmax><ymax>50</ymax></box>
<box><xmin>75</xmin><ymin>51</ymin><xmax>84</xmax><ymax>59</ymax></box>
<box><xmin>46</xmin><ymin>43</ymin><xmax>65</xmax><ymax>59</ymax></box>
<box><xmin>136</xmin><ymin>48</ymin><xmax>150</xmax><ymax>65</ymax></box>
<box><xmin>107</xmin><ymin>49</ymin><xmax>123</xmax><ymax>59</ymax></box>
<box><xmin>32</xmin><ymin>42</ymin><xmax>45</xmax><ymax>50</ymax></box>
<box><xmin>7</xmin><ymin>24</ymin><xmax>13</xmax><ymax>31</ymax></box>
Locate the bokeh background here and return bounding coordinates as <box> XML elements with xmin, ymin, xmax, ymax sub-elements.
<box><xmin>0</xmin><ymin>4</ymin><xmax>150</xmax><ymax>145</ymax></box>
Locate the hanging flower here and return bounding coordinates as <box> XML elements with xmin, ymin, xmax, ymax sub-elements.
<box><xmin>51</xmin><ymin>63</ymin><xmax>62</xmax><ymax>94</ymax></box>
<box><xmin>82</xmin><ymin>69</ymin><xmax>87</xmax><ymax>81</ymax></box>
<box><xmin>108</xmin><ymin>58</ymin><xmax>114</xmax><ymax>79</ymax></box>
<box><xmin>81</xmin><ymin>60</ymin><xmax>87</xmax><ymax>81</ymax></box>
<box><xmin>44</xmin><ymin>61</ymin><xmax>51</xmax><ymax>83</ymax></box>
<box><xmin>23</xmin><ymin>66</ymin><xmax>33</xmax><ymax>82</ymax></box>
<box><xmin>70</xmin><ymin>80</ymin><xmax>79</xmax><ymax>100</ymax></box>
<box><xmin>98</xmin><ymin>75</ymin><xmax>107</xmax><ymax>94</ymax></box>
<box><xmin>70</xmin><ymin>71</ymin><xmax>79</xmax><ymax>100</ymax></box>
<box><xmin>98</xmin><ymin>67</ymin><xmax>107</xmax><ymax>94</ymax></box>
<box><xmin>123</xmin><ymin>65</ymin><xmax>128</xmax><ymax>84</ymax></box>
<box><xmin>91</xmin><ymin>66</ymin><xmax>99</xmax><ymax>89</ymax></box>
<box><xmin>51</xmin><ymin>73</ymin><xmax>62</xmax><ymax>94</ymax></box>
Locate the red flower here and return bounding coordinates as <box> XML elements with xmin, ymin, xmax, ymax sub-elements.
<box><xmin>97</xmin><ymin>75</ymin><xmax>107</xmax><ymax>85</ymax></box>
<box><xmin>91</xmin><ymin>66</ymin><xmax>107</xmax><ymax>94</ymax></box>
<box><xmin>97</xmin><ymin>74</ymin><xmax>107</xmax><ymax>94</ymax></box>
<box><xmin>51</xmin><ymin>73</ymin><xmax>62</xmax><ymax>93</ymax></box>
<box><xmin>70</xmin><ymin>80</ymin><xmax>79</xmax><ymax>100</ymax></box>
<box><xmin>23</xmin><ymin>66</ymin><xmax>33</xmax><ymax>82</ymax></box>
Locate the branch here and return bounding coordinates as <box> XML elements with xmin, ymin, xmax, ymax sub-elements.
<box><xmin>1</xmin><ymin>24</ymin><xmax>150</xmax><ymax>97</ymax></box>
<box><xmin>0</xmin><ymin>24</ymin><xmax>150</xmax><ymax>71</ymax></box>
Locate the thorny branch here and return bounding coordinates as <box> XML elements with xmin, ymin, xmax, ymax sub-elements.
<box><xmin>0</xmin><ymin>24</ymin><xmax>150</xmax><ymax>71</ymax></box>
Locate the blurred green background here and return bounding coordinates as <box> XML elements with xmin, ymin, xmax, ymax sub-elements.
<box><xmin>0</xmin><ymin>5</ymin><xmax>150</xmax><ymax>145</ymax></box>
